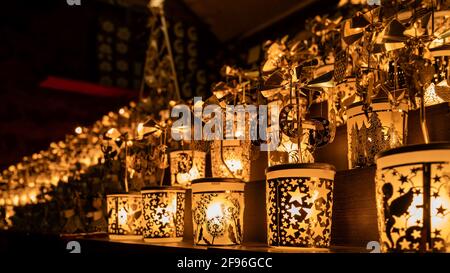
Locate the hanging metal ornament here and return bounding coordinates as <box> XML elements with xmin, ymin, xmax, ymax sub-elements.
<box><xmin>309</xmin><ymin>117</ymin><xmax>333</xmax><ymax>147</ymax></box>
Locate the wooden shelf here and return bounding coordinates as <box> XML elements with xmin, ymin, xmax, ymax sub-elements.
<box><xmin>0</xmin><ymin>231</ymin><xmax>366</xmax><ymax>254</ymax></box>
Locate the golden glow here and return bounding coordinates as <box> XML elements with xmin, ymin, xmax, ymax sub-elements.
<box><xmin>192</xmin><ymin>186</ymin><xmax>245</xmax><ymax>246</ymax></box>
<box><xmin>206</xmin><ymin>201</ymin><xmax>224</xmax><ymax>219</ymax></box>
<box><xmin>75</xmin><ymin>126</ymin><xmax>82</xmax><ymax>134</ymax></box>
<box><xmin>118</xmin><ymin>207</ymin><xmax>128</xmax><ymax>225</ymax></box>
<box><xmin>137</xmin><ymin>122</ymin><xmax>144</xmax><ymax>134</ymax></box>
<box><xmin>225</xmin><ymin>159</ymin><xmax>243</xmax><ymax>173</ymax></box>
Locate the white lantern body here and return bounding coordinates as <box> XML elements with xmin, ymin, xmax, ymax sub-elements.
<box><xmin>170</xmin><ymin>150</ymin><xmax>206</xmax><ymax>188</ymax></box>
<box><xmin>346</xmin><ymin>98</ymin><xmax>408</xmax><ymax>169</ymax></box>
<box><xmin>375</xmin><ymin>143</ymin><xmax>450</xmax><ymax>252</ymax></box>
<box><xmin>141</xmin><ymin>187</ymin><xmax>186</xmax><ymax>243</ymax></box>
<box><xmin>266</xmin><ymin>163</ymin><xmax>335</xmax><ymax>248</ymax></box>
<box><xmin>191</xmin><ymin>178</ymin><xmax>245</xmax><ymax>246</ymax></box>
<box><xmin>106</xmin><ymin>193</ymin><xmax>143</xmax><ymax>240</ymax></box>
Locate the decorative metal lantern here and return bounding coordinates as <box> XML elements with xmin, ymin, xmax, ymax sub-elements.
<box><xmin>141</xmin><ymin>187</ymin><xmax>186</xmax><ymax>243</ymax></box>
<box><xmin>210</xmin><ymin>140</ymin><xmax>251</xmax><ymax>182</ymax></box>
<box><xmin>170</xmin><ymin>150</ymin><xmax>206</xmax><ymax>188</ymax></box>
<box><xmin>266</xmin><ymin>163</ymin><xmax>335</xmax><ymax>248</ymax></box>
<box><xmin>191</xmin><ymin>178</ymin><xmax>245</xmax><ymax>246</ymax></box>
<box><xmin>346</xmin><ymin>98</ymin><xmax>408</xmax><ymax>169</ymax></box>
<box><xmin>106</xmin><ymin>193</ymin><xmax>143</xmax><ymax>240</ymax></box>
<box><xmin>267</xmin><ymin>99</ymin><xmax>315</xmax><ymax>167</ymax></box>
<box><xmin>375</xmin><ymin>143</ymin><xmax>450</xmax><ymax>252</ymax></box>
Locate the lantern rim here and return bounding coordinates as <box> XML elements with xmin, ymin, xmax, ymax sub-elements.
<box><xmin>266</xmin><ymin>163</ymin><xmax>336</xmax><ymax>173</ymax></box>
<box><xmin>191</xmin><ymin>177</ymin><xmax>244</xmax><ymax>184</ymax></box>
<box><xmin>141</xmin><ymin>185</ymin><xmax>186</xmax><ymax>191</ymax></box>
<box><xmin>375</xmin><ymin>142</ymin><xmax>450</xmax><ymax>160</ymax></box>
<box><xmin>106</xmin><ymin>192</ymin><xmax>141</xmax><ymax>197</ymax></box>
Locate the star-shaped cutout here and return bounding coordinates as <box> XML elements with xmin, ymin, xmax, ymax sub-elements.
<box><xmin>313</xmin><ymin>224</ymin><xmax>326</xmax><ymax>237</ymax></box>
<box><xmin>288</xmin><ymin>188</ymin><xmax>307</xmax><ymax>204</ymax></box>
<box><xmin>149</xmin><ymin>223</ymin><xmax>160</xmax><ymax>233</ymax></box>
<box><xmin>436</xmin><ymin>205</ymin><xmax>446</xmax><ymax>216</ymax></box>
<box><xmin>285</xmin><ymin>225</ymin><xmax>297</xmax><ymax>238</ymax></box>
<box><xmin>432</xmin><ymin>191</ymin><xmax>440</xmax><ymax>198</ymax></box>
<box><xmin>399</xmin><ymin>175</ymin><xmax>408</xmax><ymax>184</ymax></box>
<box><xmin>162</xmin><ymin>226</ymin><xmax>172</xmax><ymax>235</ymax></box>
<box><xmin>160</xmin><ymin>215</ymin><xmax>171</xmax><ymax>225</ymax></box>
<box><xmin>287</xmin><ymin>205</ymin><xmax>301</xmax><ymax>216</ymax></box>
<box><xmin>433</xmin><ymin>229</ymin><xmax>441</xmax><ymax>236</ymax></box>
<box><xmin>434</xmin><ymin>240</ymin><xmax>444</xmax><ymax>250</ymax></box>
<box><xmin>313</xmin><ymin>183</ymin><xmax>330</xmax><ymax>201</ymax></box>
<box><xmin>289</xmin><ymin>179</ymin><xmax>298</xmax><ymax>187</ymax></box>
<box><xmin>433</xmin><ymin>175</ymin><xmax>441</xmax><ymax>182</ymax></box>
<box><xmin>411</xmin><ymin>229</ymin><xmax>421</xmax><ymax>239</ymax></box>
<box><xmin>298</xmin><ymin>222</ymin><xmax>309</xmax><ymax>231</ymax></box>
<box><xmin>399</xmin><ymin>238</ymin><xmax>410</xmax><ymax>250</ymax></box>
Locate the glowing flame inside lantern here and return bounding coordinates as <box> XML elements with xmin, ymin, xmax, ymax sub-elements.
<box><xmin>206</xmin><ymin>201</ymin><xmax>224</xmax><ymax>219</ymax></box>
<box><xmin>225</xmin><ymin>159</ymin><xmax>242</xmax><ymax>174</ymax></box>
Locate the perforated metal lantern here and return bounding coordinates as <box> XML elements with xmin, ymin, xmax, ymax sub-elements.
<box><xmin>106</xmin><ymin>193</ymin><xmax>143</xmax><ymax>240</ymax></box>
<box><xmin>141</xmin><ymin>187</ymin><xmax>186</xmax><ymax>243</ymax></box>
<box><xmin>346</xmin><ymin>98</ymin><xmax>408</xmax><ymax>169</ymax></box>
<box><xmin>191</xmin><ymin>178</ymin><xmax>245</xmax><ymax>246</ymax></box>
<box><xmin>266</xmin><ymin>163</ymin><xmax>335</xmax><ymax>248</ymax></box>
<box><xmin>375</xmin><ymin>143</ymin><xmax>450</xmax><ymax>252</ymax></box>
<box><xmin>170</xmin><ymin>150</ymin><xmax>206</xmax><ymax>188</ymax></box>
<box><xmin>210</xmin><ymin>140</ymin><xmax>251</xmax><ymax>182</ymax></box>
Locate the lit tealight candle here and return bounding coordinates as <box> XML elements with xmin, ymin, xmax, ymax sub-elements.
<box><xmin>191</xmin><ymin>178</ymin><xmax>245</xmax><ymax>246</ymax></box>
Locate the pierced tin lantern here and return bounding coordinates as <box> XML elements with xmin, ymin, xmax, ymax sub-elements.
<box><xmin>191</xmin><ymin>178</ymin><xmax>245</xmax><ymax>246</ymax></box>
<box><xmin>106</xmin><ymin>193</ymin><xmax>143</xmax><ymax>240</ymax></box>
<box><xmin>210</xmin><ymin>140</ymin><xmax>251</xmax><ymax>182</ymax></box>
<box><xmin>141</xmin><ymin>187</ymin><xmax>186</xmax><ymax>243</ymax></box>
<box><xmin>170</xmin><ymin>150</ymin><xmax>206</xmax><ymax>188</ymax></box>
<box><xmin>346</xmin><ymin>98</ymin><xmax>408</xmax><ymax>169</ymax></box>
<box><xmin>375</xmin><ymin>143</ymin><xmax>450</xmax><ymax>252</ymax></box>
<box><xmin>266</xmin><ymin>163</ymin><xmax>335</xmax><ymax>248</ymax></box>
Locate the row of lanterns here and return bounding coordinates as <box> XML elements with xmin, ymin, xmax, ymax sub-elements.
<box><xmin>106</xmin><ymin>179</ymin><xmax>246</xmax><ymax>245</ymax></box>
<box><xmin>106</xmin><ymin>142</ymin><xmax>450</xmax><ymax>252</ymax></box>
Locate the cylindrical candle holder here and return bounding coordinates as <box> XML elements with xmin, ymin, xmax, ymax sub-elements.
<box><xmin>266</xmin><ymin>163</ymin><xmax>336</xmax><ymax>248</ymax></box>
<box><xmin>106</xmin><ymin>193</ymin><xmax>143</xmax><ymax>240</ymax></box>
<box><xmin>170</xmin><ymin>150</ymin><xmax>206</xmax><ymax>188</ymax></box>
<box><xmin>375</xmin><ymin>143</ymin><xmax>450</xmax><ymax>253</ymax></box>
<box><xmin>141</xmin><ymin>186</ymin><xmax>186</xmax><ymax>243</ymax></box>
<box><xmin>346</xmin><ymin>98</ymin><xmax>408</xmax><ymax>169</ymax></box>
<box><xmin>191</xmin><ymin>178</ymin><xmax>245</xmax><ymax>246</ymax></box>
